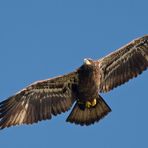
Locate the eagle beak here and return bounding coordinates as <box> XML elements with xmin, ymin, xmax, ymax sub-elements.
<box><xmin>84</xmin><ymin>59</ymin><xmax>91</xmax><ymax>65</ymax></box>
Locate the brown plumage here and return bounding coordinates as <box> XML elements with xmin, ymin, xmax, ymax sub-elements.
<box><xmin>0</xmin><ymin>35</ymin><xmax>148</xmax><ymax>129</ymax></box>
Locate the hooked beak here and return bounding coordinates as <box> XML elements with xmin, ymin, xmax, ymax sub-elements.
<box><xmin>84</xmin><ymin>59</ymin><xmax>91</xmax><ymax>65</ymax></box>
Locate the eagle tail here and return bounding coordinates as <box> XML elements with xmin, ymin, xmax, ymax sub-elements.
<box><xmin>66</xmin><ymin>95</ymin><xmax>111</xmax><ymax>126</ymax></box>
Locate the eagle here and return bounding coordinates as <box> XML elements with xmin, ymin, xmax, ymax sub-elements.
<box><xmin>0</xmin><ymin>35</ymin><xmax>148</xmax><ymax>129</ymax></box>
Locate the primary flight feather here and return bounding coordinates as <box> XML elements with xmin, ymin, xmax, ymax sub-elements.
<box><xmin>0</xmin><ymin>35</ymin><xmax>148</xmax><ymax>129</ymax></box>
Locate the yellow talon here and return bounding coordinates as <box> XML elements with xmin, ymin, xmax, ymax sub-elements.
<box><xmin>91</xmin><ymin>98</ymin><xmax>97</xmax><ymax>107</ymax></box>
<box><xmin>85</xmin><ymin>99</ymin><xmax>97</xmax><ymax>108</ymax></box>
<box><xmin>85</xmin><ymin>101</ymin><xmax>92</xmax><ymax>108</ymax></box>
<box><xmin>78</xmin><ymin>99</ymin><xmax>97</xmax><ymax>108</ymax></box>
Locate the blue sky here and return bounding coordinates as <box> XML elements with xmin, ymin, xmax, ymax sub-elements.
<box><xmin>0</xmin><ymin>0</ymin><xmax>148</xmax><ymax>148</ymax></box>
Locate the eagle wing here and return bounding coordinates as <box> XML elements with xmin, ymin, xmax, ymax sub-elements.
<box><xmin>0</xmin><ymin>72</ymin><xmax>78</xmax><ymax>129</ymax></box>
<box><xmin>97</xmin><ymin>35</ymin><xmax>148</xmax><ymax>92</ymax></box>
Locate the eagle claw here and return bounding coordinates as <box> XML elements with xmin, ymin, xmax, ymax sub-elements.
<box><xmin>86</xmin><ymin>99</ymin><xmax>97</xmax><ymax>108</ymax></box>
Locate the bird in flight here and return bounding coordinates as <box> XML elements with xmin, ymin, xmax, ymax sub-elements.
<box><xmin>0</xmin><ymin>35</ymin><xmax>148</xmax><ymax>129</ymax></box>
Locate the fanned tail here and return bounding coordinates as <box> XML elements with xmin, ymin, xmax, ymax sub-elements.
<box><xmin>66</xmin><ymin>95</ymin><xmax>111</xmax><ymax>126</ymax></box>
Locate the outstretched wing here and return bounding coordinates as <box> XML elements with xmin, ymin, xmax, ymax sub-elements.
<box><xmin>97</xmin><ymin>35</ymin><xmax>148</xmax><ymax>92</ymax></box>
<box><xmin>0</xmin><ymin>72</ymin><xmax>78</xmax><ymax>129</ymax></box>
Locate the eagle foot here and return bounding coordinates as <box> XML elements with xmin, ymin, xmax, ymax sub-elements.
<box><xmin>86</xmin><ymin>98</ymin><xmax>97</xmax><ymax>108</ymax></box>
<box><xmin>91</xmin><ymin>98</ymin><xmax>97</xmax><ymax>107</ymax></box>
<box><xmin>77</xmin><ymin>99</ymin><xmax>97</xmax><ymax>109</ymax></box>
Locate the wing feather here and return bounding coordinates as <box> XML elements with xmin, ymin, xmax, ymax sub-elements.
<box><xmin>98</xmin><ymin>35</ymin><xmax>148</xmax><ymax>92</ymax></box>
<box><xmin>0</xmin><ymin>72</ymin><xmax>78</xmax><ymax>129</ymax></box>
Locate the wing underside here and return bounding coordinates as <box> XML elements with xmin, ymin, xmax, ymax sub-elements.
<box><xmin>98</xmin><ymin>35</ymin><xmax>148</xmax><ymax>92</ymax></box>
<box><xmin>0</xmin><ymin>72</ymin><xmax>78</xmax><ymax>129</ymax></box>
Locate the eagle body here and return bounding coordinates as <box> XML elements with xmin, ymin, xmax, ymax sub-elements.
<box><xmin>76</xmin><ymin>61</ymin><xmax>100</xmax><ymax>102</ymax></box>
<box><xmin>66</xmin><ymin>62</ymin><xmax>111</xmax><ymax>125</ymax></box>
<box><xmin>0</xmin><ymin>35</ymin><xmax>148</xmax><ymax>129</ymax></box>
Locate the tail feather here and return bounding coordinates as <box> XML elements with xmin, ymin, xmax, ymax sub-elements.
<box><xmin>66</xmin><ymin>95</ymin><xmax>111</xmax><ymax>126</ymax></box>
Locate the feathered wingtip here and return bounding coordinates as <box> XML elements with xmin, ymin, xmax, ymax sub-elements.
<box><xmin>66</xmin><ymin>95</ymin><xmax>111</xmax><ymax>126</ymax></box>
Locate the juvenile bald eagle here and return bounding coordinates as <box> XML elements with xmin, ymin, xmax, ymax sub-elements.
<box><xmin>0</xmin><ymin>35</ymin><xmax>148</xmax><ymax>129</ymax></box>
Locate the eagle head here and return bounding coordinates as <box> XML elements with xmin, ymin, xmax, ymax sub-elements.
<box><xmin>83</xmin><ymin>58</ymin><xmax>94</xmax><ymax>65</ymax></box>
